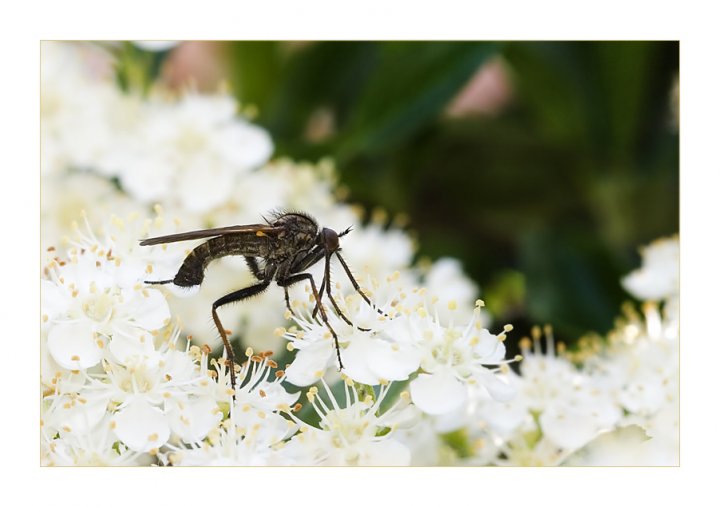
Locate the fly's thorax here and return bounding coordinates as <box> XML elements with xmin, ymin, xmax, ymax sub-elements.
<box><xmin>271</xmin><ymin>212</ymin><xmax>320</xmax><ymax>254</ymax></box>
<box><xmin>272</xmin><ymin>213</ymin><xmax>319</xmax><ymax>237</ymax></box>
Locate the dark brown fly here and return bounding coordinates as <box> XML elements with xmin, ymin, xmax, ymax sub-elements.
<box><xmin>140</xmin><ymin>211</ymin><xmax>381</xmax><ymax>392</ymax></box>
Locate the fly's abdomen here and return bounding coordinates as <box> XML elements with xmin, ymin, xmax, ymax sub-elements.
<box><xmin>173</xmin><ymin>235</ymin><xmax>268</xmax><ymax>287</ymax></box>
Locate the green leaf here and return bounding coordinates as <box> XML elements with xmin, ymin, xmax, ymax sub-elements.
<box><xmin>518</xmin><ymin>230</ymin><xmax>626</xmax><ymax>338</ymax></box>
<box><xmin>336</xmin><ymin>42</ymin><xmax>499</xmax><ymax>159</ymax></box>
<box><xmin>226</xmin><ymin>41</ymin><xmax>284</xmax><ymax>112</ymax></box>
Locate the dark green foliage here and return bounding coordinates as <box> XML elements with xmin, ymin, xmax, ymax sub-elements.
<box><xmin>224</xmin><ymin>41</ymin><xmax>679</xmax><ymax>347</ymax></box>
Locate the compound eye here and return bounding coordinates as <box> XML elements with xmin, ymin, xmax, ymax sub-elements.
<box><xmin>322</xmin><ymin>228</ymin><xmax>340</xmax><ymax>251</ymax></box>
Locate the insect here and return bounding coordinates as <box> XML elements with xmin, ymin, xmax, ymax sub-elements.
<box><xmin>140</xmin><ymin>211</ymin><xmax>381</xmax><ymax>391</ymax></box>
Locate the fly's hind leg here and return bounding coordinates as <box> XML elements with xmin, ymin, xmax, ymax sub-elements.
<box><xmin>212</xmin><ymin>280</ymin><xmax>271</xmax><ymax>394</ymax></box>
<box><xmin>245</xmin><ymin>256</ymin><xmax>264</xmax><ymax>280</ymax></box>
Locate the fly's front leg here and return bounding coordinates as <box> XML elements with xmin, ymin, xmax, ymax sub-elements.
<box><xmin>278</xmin><ymin>273</ymin><xmax>344</xmax><ymax>370</ymax></box>
<box><xmin>336</xmin><ymin>252</ymin><xmax>388</xmax><ymax>319</ymax></box>
<box><xmin>212</xmin><ymin>280</ymin><xmax>271</xmax><ymax>394</ymax></box>
<box><xmin>312</xmin><ymin>255</ymin><xmax>371</xmax><ymax>332</ymax></box>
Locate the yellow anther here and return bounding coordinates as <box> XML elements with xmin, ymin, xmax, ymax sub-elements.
<box><xmin>531</xmin><ymin>325</ymin><xmax>542</xmax><ymax>340</ymax></box>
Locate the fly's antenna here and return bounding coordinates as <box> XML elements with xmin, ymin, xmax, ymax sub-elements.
<box><xmin>145</xmin><ymin>279</ymin><xmax>174</xmax><ymax>285</ymax></box>
<box><xmin>339</xmin><ymin>226</ymin><xmax>353</xmax><ymax>238</ymax></box>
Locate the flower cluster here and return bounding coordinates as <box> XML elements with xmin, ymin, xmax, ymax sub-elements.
<box><xmin>40</xmin><ymin>42</ymin><xmax>678</xmax><ymax>466</ymax></box>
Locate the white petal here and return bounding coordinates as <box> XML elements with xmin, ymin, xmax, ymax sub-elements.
<box><xmin>218</xmin><ymin>122</ymin><xmax>273</xmax><ymax>168</ymax></box>
<box><xmin>47</xmin><ymin>321</ymin><xmax>102</xmax><ymax>370</ymax></box>
<box><xmin>561</xmin><ymin>425</ymin><xmax>659</xmax><ymax>466</ymax></box>
<box><xmin>479</xmin><ymin>400</ymin><xmax>528</xmax><ymax>437</ymax></box>
<box><xmin>358</xmin><ymin>439</ymin><xmax>411</xmax><ymax>466</ymax></box>
<box><xmin>284</xmin><ymin>343</ymin><xmax>333</xmax><ymax>386</ymax></box>
<box><xmin>540</xmin><ymin>402</ymin><xmax>603</xmax><ymax>451</ymax></box>
<box><xmin>341</xmin><ymin>337</ymin><xmax>381</xmax><ymax>385</ymax></box>
<box><xmin>168</xmin><ymin>397</ymin><xmax>222</xmax><ymax>444</ymax></box>
<box><xmin>176</xmin><ymin>162</ymin><xmax>234</xmax><ymax>213</ymax></box>
<box><xmin>474</xmin><ymin>329</ymin><xmax>506</xmax><ymax>363</ymax></box>
<box><xmin>410</xmin><ymin>370</ymin><xmax>466</xmax><ymax>415</ymax></box>
<box><xmin>47</xmin><ymin>395</ymin><xmax>108</xmax><ymax>435</ymax></box>
<box><xmin>107</xmin><ymin>330</ymin><xmax>157</xmax><ymax>366</ymax></box>
<box><xmin>473</xmin><ymin>367</ymin><xmax>517</xmax><ymax>402</ymax></box>
<box><xmin>125</xmin><ymin>289</ymin><xmax>171</xmax><ymax>330</ymax></box>
<box><xmin>112</xmin><ymin>398</ymin><xmax>170</xmax><ymax>452</ymax></box>
<box><xmin>120</xmin><ymin>155</ymin><xmax>174</xmax><ymax>203</ymax></box>
<box><xmin>243</xmin><ymin>412</ymin><xmax>294</xmax><ymax>448</ymax></box>
<box><xmin>41</xmin><ymin>332</ymin><xmax>64</xmax><ymax>386</ymax></box>
<box><xmin>619</xmin><ymin>380</ymin><xmax>666</xmax><ymax>414</ymax></box>
<box><xmin>245</xmin><ymin>380</ymin><xmax>300</xmax><ymax>413</ymax></box>
<box><xmin>163</xmin><ymin>350</ymin><xmax>200</xmax><ymax>383</ymax></box>
<box><xmin>41</xmin><ymin>280</ymin><xmax>69</xmax><ymax>320</ymax></box>
<box><xmin>344</xmin><ymin>335</ymin><xmax>420</xmax><ymax>384</ymax></box>
<box><xmin>368</xmin><ymin>339</ymin><xmax>421</xmax><ymax>381</ymax></box>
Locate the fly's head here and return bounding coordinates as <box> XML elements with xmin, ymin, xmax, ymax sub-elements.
<box><xmin>319</xmin><ymin>227</ymin><xmax>340</xmax><ymax>254</ymax></box>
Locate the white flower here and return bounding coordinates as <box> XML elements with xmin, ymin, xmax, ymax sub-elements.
<box><xmin>561</xmin><ymin>424</ymin><xmax>677</xmax><ymax>466</ymax></box>
<box><xmin>283</xmin><ymin>379</ymin><xmax>418</xmax><ymax>466</ymax></box>
<box><xmin>41</xmin><ymin>42</ymin><xmax>118</xmax><ymax>174</ymax></box>
<box><xmin>163</xmin><ymin>354</ymin><xmax>299</xmax><ymax>465</ymax></box>
<box><xmin>282</xmin><ymin>275</ymin><xmax>420</xmax><ymax>387</ymax></box>
<box><xmin>42</xmin><ymin>249</ymin><xmax>170</xmax><ymax>371</ymax></box>
<box><xmin>392</xmin><ymin>416</ymin><xmax>447</xmax><ymax>466</ymax></box>
<box><xmin>118</xmin><ymin>91</ymin><xmax>273</xmax><ymax>212</ymax></box>
<box><xmin>112</xmin><ymin>397</ymin><xmax>173</xmax><ymax>453</ymax></box>
<box><xmin>228</xmin><ymin>350</ymin><xmax>300</xmax><ymax>427</ymax></box>
<box><xmin>340</xmin><ymin>223</ymin><xmax>415</xmax><ymax>278</ymax></box>
<box><xmin>40</xmin><ymin>172</ymin><xmax>137</xmax><ymax>253</ymax></box>
<box><xmin>515</xmin><ymin>332</ymin><xmax>620</xmax><ymax>451</ymax></box>
<box><xmin>42</xmin><ymin>414</ymin><xmax>146</xmax><ymax>466</ymax></box>
<box><xmin>497</xmin><ymin>435</ymin><xmax>568</xmax><ymax>466</ymax></box>
<box><xmin>42</xmin><ymin>388</ymin><xmax>108</xmax><ymax>439</ymax></box>
<box><xmin>85</xmin><ymin>332</ymin><xmax>223</xmax><ymax>453</ymax></box>
<box><xmin>622</xmin><ymin>236</ymin><xmax>679</xmax><ymax>302</ymax></box>
<box><xmin>167</xmin><ymin>414</ymin><xmax>295</xmax><ymax>466</ymax></box>
<box><xmin>462</xmin><ymin>327</ymin><xmax>624</xmax><ymax>465</ymax></box>
<box><xmin>394</xmin><ymin>300</ymin><xmax>517</xmax><ymax>415</ymax></box>
<box><xmin>538</xmin><ymin>396</ymin><xmax>621</xmax><ymax>451</ymax></box>
<box><xmin>422</xmin><ymin>257</ymin><xmax>480</xmax><ymax>323</ymax></box>
<box><xmin>42</xmin><ymin>324</ymin><xmax>224</xmax><ymax>455</ymax></box>
<box><xmin>583</xmin><ymin>301</ymin><xmax>678</xmax><ymax>461</ymax></box>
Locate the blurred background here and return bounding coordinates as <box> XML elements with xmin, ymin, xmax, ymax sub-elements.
<box><xmin>118</xmin><ymin>40</ymin><xmax>679</xmax><ymax>351</ymax></box>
